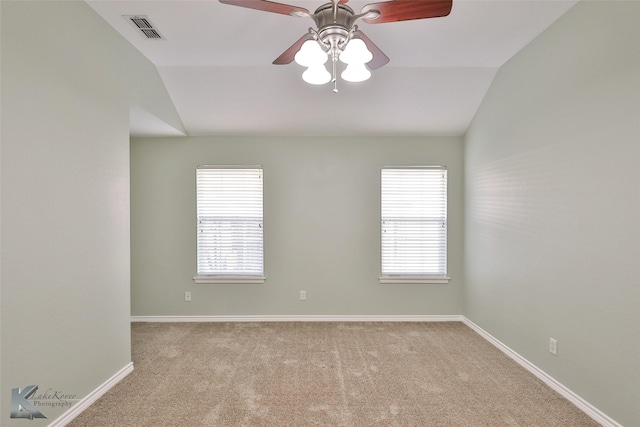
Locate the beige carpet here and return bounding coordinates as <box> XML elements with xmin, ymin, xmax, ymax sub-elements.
<box><xmin>69</xmin><ymin>322</ymin><xmax>600</xmax><ymax>426</ymax></box>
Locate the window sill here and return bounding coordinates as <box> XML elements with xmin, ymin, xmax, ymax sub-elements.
<box><xmin>379</xmin><ymin>276</ymin><xmax>450</xmax><ymax>284</ymax></box>
<box><xmin>193</xmin><ymin>276</ymin><xmax>265</xmax><ymax>284</ymax></box>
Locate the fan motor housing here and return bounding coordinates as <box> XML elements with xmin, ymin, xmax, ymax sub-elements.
<box><xmin>313</xmin><ymin>3</ymin><xmax>357</xmax><ymax>31</ymax></box>
<box><xmin>313</xmin><ymin>3</ymin><xmax>355</xmax><ymax>55</ymax></box>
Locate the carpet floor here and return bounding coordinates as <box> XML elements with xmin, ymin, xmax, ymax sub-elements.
<box><xmin>68</xmin><ymin>322</ymin><xmax>600</xmax><ymax>426</ymax></box>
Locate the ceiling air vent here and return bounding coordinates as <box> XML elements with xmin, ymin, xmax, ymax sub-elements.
<box><xmin>124</xmin><ymin>15</ymin><xmax>165</xmax><ymax>40</ymax></box>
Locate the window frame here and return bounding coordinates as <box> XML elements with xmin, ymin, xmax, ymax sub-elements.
<box><xmin>193</xmin><ymin>165</ymin><xmax>265</xmax><ymax>284</ymax></box>
<box><xmin>379</xmin><ymin>166</ymin><xmax>450</xmax><ymax>284</ymax></box>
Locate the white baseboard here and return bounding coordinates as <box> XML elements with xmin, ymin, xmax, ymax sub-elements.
<box><xmin>48</xmin><ymin>362</ymin><xmax>134</xmax><ymax>427</ymax></box>
<box><xmin>462</xmin><ymin>317</ymin><xmax>622</xmax><ymax>427</ymax></box>
<box><xmin>131</xmin><ymin>314</ymin><xmax>464</xmax><ymax>323</ymax></box>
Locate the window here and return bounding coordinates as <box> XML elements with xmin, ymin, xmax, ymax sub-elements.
<box><xmin>380</xmin><ymin>167</ymin><xmax>449</xmax><ymax>284</ymax></box>
<box><xmin>194</xmin><ymin>166</ymin><xmax>264</xmax><ymax>284</ymax></box>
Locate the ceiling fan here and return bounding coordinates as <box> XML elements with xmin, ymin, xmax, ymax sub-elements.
<box><xmin>219</xmin><ymin>0</ymin><xmax>453</xmax><ymax>92</ymax></box>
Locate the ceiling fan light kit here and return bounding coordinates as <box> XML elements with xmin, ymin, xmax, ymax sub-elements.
<box><xmin>219</xmin><ymin>0</ymin><xmax>453</xmax><ymax>92</ymax></box>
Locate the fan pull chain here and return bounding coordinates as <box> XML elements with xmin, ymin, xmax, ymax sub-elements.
<box><xmin>332</xmin><ymin>59</ymin><xmax>338</xmax><ymax>93</ymax></box>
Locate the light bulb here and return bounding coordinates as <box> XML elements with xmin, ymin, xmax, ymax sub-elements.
<box><xmin>339</xmin><ymin>38</ymin><xmax>373</xmax><ymax>65</ymax></box>
<box><xmin>295</xmin><ymin>40</ymin><xmax>328</xmax><ymax>67</ymax></box>
<box><xmin>302</xmin><ymin>64</ymin><xmax>331</xmax><ymax>85</ymax></box>
<box><xmin>341</xmin><ymin>63</ymin><xmax>371</xmax><ymax>83</ymax></box>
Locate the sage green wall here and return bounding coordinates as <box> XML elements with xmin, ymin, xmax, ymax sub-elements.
<box><xmin>464</xmin><ymin>2</ymin><xmax>640</xmax><ymax>426</ymax></box>
<box><xmin>1</xmin><ymin>2</ymin><xmax>136</xmax><ymax>424</ymax></box>
<box><xmin>131</xmin><ymin>136</ymin><xmax>463</xmax><ymax>316</ymax></box>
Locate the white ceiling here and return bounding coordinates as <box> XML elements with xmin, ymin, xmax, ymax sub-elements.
<box><xmin>87</xmin><ymin>0</ymin><xmax>578</xmax><ymax>136</ymax></box>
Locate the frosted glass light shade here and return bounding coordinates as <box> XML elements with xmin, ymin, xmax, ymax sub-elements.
<box><xmin>341</xmin><ymin>63</ymin><xmax>371</xmax><ymax>82</ymax></box>
<box><xmin>295</xmin><ymin>40</ymin><xmax>328</xmax><ymax>67</ymax></box>
<box><xmin>339</xmin><ymin>38</ymin><xmax>373</xmax><ymax>65</ymax></box>
<box><xmin>302</xmin><ymin>64</ymin><xmax>331</xmax><ymax>85</ymax></box>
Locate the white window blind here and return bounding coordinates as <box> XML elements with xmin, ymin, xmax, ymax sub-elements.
<box><xmin>196</xmin><ymin>166</ymin><xmax>264</xmax><ymax>281</ymax></box>
<box><xmin>381</xmin><ymin>167</ymin><xmax>448</xmax><ymax>281</ymax></box>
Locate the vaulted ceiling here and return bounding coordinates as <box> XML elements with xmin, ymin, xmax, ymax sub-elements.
<box><xmin>87</xmin><ymin>0</ymin><xmax>578</xmax><ymax>136</ymax></box>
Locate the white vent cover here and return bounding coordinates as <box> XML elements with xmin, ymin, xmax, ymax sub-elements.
<box><xmin>124</xmin><ymin>15</ymin><xmax>164</xmax><ymax>40</ymax></box>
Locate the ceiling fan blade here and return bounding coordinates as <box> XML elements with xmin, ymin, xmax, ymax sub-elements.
<box><xmin>219</xmin><ymin>0</ymin><xmax>309</xmax><ymax>17</ymax></box>
<box><xmin>273</xmin><ymin>33</ymin><xmax>315</xmax><ymax>65</ymax></box>
<box><xmin>354</xmin><ymin>30</ymin><xmax>389</xmax><ymax>70</ymax></box>
<box><xmin>362</xmin><ymin>0</ymin><xmax>452</xmax><ymax>24</ymax></box>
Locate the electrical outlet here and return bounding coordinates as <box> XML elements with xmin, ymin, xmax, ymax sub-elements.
<box><xmin>185</xmin><ymin>291</ymin><xmax>192</xmax><ymax>302</ymax></box>
<box><xmin>300</xmin><ymin>290</ymin><xmax>306</xmax><ymax>301</ymax></box>
<box><xmin>549</xmin><ymin>338</ymin><xmax>558</xmax><ymax>356</ymax></box>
